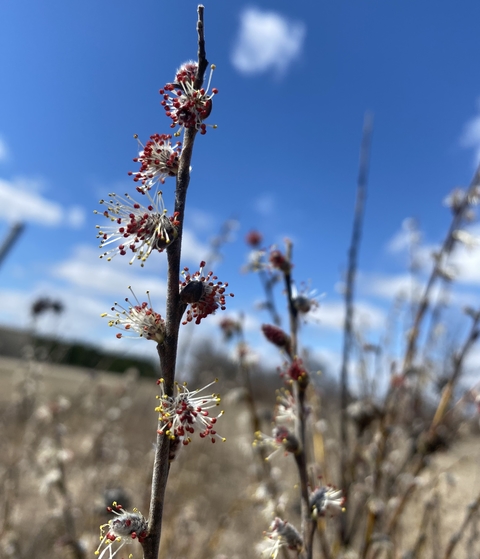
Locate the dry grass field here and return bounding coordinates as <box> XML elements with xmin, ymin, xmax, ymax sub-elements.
<box><xmin>0</xmin><ymin>354</ymin><xmax>479</xmax><ymax>559</ymax></box>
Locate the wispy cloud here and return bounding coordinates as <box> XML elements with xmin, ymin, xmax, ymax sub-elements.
<box><xmin>231</xmin><ymin>7</ymin><xmax>306</xmax><ymax>77</ymax></box>
<box><xmin>0</xmin><ymin>177</ymin><xmax>62</xmax><ymax>226</ymax></box>
<box><xmin>384</xmin><ymin>217</ymin><xmax>480</xmax><ymax>291</ymax></box>
<box><xmin>311</xmin><ymin>300</ymin><xmax>385</xmax><ymax>331</ymax></box>
<box><xmin>67</xmin><ymin>206</ymin><xmax>86</xmax><ymax>229</ymax></box>
<box><xmin>386</xmin><ymin>218</ymin><xmax>421</xmax><ymax>254</ymax></box>
<box><xmin>0</xmin><ymin>176</ymin><xmax>86</xmax><ymax>228</ymax></box>
<box><xmin>361</xmin><ymin>273</ymin><xmax>422</xmax><ymax>301</ymax></box>
<box><xmin>254</xmin><ymin>193</ymin><xmax>275</xmax><ymax>216</ymax></box>
<box><xmin>0</xmin><ymin>284</ymin><xmax>111</xmax><ymax>343</ymax></box>
<box><xmin>460</xmin><ymin>98</ymin><xmax>480</xmax><ymax>166</ymax></box>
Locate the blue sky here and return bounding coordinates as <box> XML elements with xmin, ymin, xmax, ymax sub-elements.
<box><xmin>1</xmin><ymin>0</ymin><xmax>480</xmax><ymax>381</ymax></box>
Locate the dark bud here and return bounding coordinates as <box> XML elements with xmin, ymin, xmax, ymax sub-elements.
<box><xmin>180</xmin><ymin>281</ymin><xmax>205</xmax><ymax>305</ymax></box>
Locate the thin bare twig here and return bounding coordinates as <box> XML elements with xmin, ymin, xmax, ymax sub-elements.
<box><xmin>430</xmin><ymin>307</ymin><xmax>480</xmax><ymax>432</ymax></box>
<box><xmin>258</xmin><ymin>268</ymin><xmax>282</xmax><ymax>326</ymax></box>
<box><xmin>339</xmin><ymin>112</ymin><xmax>373</xmax><ymax>544</ymax></box>
<box><xmin>53</xmin><ymin>420</ymin><xmax>85</xmax><ymax>559</ymax></box>
<box><xmin>408</xmin><ymin>494</ymin><xmax>434</xmax><ymax>558</ymax></box>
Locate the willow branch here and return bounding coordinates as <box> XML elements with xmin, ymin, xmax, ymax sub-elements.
<box><xmin>401</xmin><ymin>162</ymin><xmax>480</xmax><ymax>375</ymax></box>
<box><xmin>141</xmin><ymin>7</ymin><xmax>208</xmax><ymax>559</ymax></box>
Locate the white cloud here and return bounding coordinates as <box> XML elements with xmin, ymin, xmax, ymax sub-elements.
<box><xmin>0</xmin><ymin>177</ymin><xmax>62</xmax><ymax>226</ymax></box>
<box><xmin>0</xmin><ymin>289</ymin><xmax>29</xmax><ymax>325</ymax></box>
<box><xmin>0</xmin><ymin>285</ymin><xmax>109</xmax><ymax>343</ymax></box>
<box><xmin>450</xmin><ymin>238</ymin><xmax>480</xmax><ymax>285</ymax></box>
<box><xmin>0</xmin><ymin>135</ymin><xmax>9</xmax><ymax>162</ymax></box>
<box><xmin>311</xmin><ymin>300</ymin><xmax>385</xmax><ymax>331</ymax></box>
<box><xmin>361</xmin><ymin>273</ymin><xmax>422</xmax><ymax>300</ymax></box>
<box><xmin>67</xmin><ymin>206</ymin><xmax>86</xmax><ymax>229</ymax></box>
<box><xmin>310</xmin><ymin>347</ymin><xmax>342</xmax><ymax>375</ymax></box>
<box><xmin>181</xmin><ymin>228</ymin><xmax>211</xmax><ymax>263</ymax></box>
<box><xmin>359</xmin><ymin>272</ymin><xmax>468</xmax><ymax>309</ymax></box>
<box><xmin>187</xmin><ymin>208</ymin><xmax>213</xmax><ymax>232</ymax></box>
<box><xmin>386</xmin><ymin>218</ymin><xmax>421</xmax><ymax>254</ymax></box>
<box><xmin>386</xmin><ymin>229</ymin><xmax>410</xmax><ymax>254</ymax></box>
<box><xmin>0</xmin><ymin>176</ymin><xmax>87</xmax><ymax>229</ymax></box>
<box><xmin>52</xmin><ymin>245</ymin><xmax>167</xmax><ymax>298</ymax></box>
<box><xmin>231</xmin><ymin>7</ymin><xmax>306</xmax><ymax>77</ymax></box>
<box><xmin>460</xmin><ymin>99</ymin><xmax>480</xmax><ymax>166</ymax></box>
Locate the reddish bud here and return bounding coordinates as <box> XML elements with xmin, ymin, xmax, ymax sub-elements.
<box><xmin>262</xmin><ymin>324</ymin><xmax>291</xmax><ymax>353</ymax></box>
<box><xmin>245</xmin><ymin>230</ymin><xmax>263</xmax><ymax>247</ymax></box>
<box><xmin>269</xmin><ymin>249</ymin><xmax>291</xmax><ymax>273</ymax></box>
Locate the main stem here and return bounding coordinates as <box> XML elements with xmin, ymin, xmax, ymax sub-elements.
<box><xmin>141</xmin><ymin>7</ymin><xmax>208</xmax><ymax>559</ymax></box>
